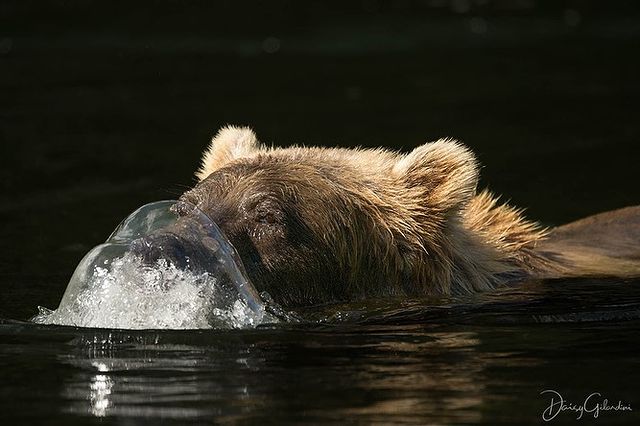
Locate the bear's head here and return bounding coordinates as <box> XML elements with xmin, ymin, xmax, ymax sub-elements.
<box><xmin>164</xmin><ymin>125</ymin><xmax>519</xmax><ymax>308</ymax></box>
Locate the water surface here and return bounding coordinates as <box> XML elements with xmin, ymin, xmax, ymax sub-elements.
<box><xmin>2</xmin><ymin>279</ymin><xmax>640</xmax><ymax>424</ymax></box>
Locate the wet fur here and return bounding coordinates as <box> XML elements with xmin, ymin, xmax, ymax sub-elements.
<box><xmin>189</xmin><ymin>126</ymin><xmax>559</xmax><ymax>305</ymax></box>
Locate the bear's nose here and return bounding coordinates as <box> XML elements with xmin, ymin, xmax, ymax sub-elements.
<box><xmin>130</xmin><ymin>233</ymin><xmax>190</xmax><ymax>270</ymax></box>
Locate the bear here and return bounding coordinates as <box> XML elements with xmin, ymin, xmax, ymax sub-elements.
<box><xmin>171</xmin><ymin>125</ymin><xmax>640</xmax><ymax>308</ymax></box>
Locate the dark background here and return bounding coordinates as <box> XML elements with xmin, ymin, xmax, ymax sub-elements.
<box><xmin>1</xmin><ymin>0</ymin><xmax>639</xmax><ymax>320</ymax></box>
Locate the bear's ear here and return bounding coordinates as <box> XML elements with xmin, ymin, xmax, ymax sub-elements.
<box><xmin>196</xmin><ymin>125</ymin><xmax>260</xmax><ymax>181</ymax></box>
<box><xmin>393</xmin><ymin>139</ymin><xmax>479</xmax><ymax>215</ymax></box>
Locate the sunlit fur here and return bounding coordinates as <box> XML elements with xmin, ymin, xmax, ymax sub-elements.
<box><xmin>194</xmin><ymin>125</ymin><xmax>549</xmax><ymax>301</ymax></box>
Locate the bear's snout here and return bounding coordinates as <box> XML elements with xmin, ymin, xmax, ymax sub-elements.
<box><xmin>131</xmin><ymin>233</ymin><xmax>191</xmax><ymax>270</ymax></box>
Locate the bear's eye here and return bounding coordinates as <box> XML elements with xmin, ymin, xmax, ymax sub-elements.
<box><xmin>254</xmin><ymin>200</ymin><xmax>283</xmax><ymax>226</ymax></box>
<box><xmin>257</xmin><ymin>211</ymin><xmax>277</xmax><ymax>224</ymax></box>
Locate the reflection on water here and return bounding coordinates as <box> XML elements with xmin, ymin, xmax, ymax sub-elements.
<box><xmin>338</xmin><ymin>331</ymin><xmax>486</xmax><ymax>424</ymax></box>
<box><xmin>88</xmin><ymin>367</ymin><xmax>111</xmax><ymax>417</ymax></box>
<box><xmin>65</xmin><ymin>359</ymin><xmax>208</xmax><ymax>419</ymax></box>
<box><xmin>56</xmin><ymin>332</ymin><xmax>271</xmax><ymax>420</ymax></box>
<box><xmin>58</xmin><ymin>330</ymin><xmax>491</xmax><ymax>423</ymax></box>
<box><xmin>1</xmin><ymin>278</ymin><xmax>639</xmax><ymax>424</ymax></box>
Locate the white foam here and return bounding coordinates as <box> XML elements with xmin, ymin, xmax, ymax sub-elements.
<box><xmin>33</xmin><ymin>253</ymin><xmax>273</xmax><ymax>330</ymax></box>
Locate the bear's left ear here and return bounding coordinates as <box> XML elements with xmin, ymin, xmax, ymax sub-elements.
<box><xmin>393</xmin><ymin>139</ymin><xmax>479</xmax><ymax>215</ymax></box>
<box><xmin>196</xmin><ymin>125</ymin><xmax>261</xmax><ymax>181</ymax></box>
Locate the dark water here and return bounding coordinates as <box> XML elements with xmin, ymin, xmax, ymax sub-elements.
<box><xmin>2</xmin><ymin>279</ymin><xmax>640</xmax><ymax>425</ymax></box>
<box><xmin>2</xmin><ymin>2</ymin><xmax>640</xmax><ymax>424</ymax></box>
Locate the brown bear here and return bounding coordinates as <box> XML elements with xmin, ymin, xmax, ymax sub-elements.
<box><xmin>176</xmin><ymin>125</ymin><xmax>640</xmax><ymax>307</ymax></box>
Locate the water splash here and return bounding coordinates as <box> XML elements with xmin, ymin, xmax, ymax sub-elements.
<box><xmin>32</xmin><ymin>200</ymin><xmax>278</xmax><ymax>330</ymax></box>
<box><xmin>33</xmin><ymin>253</ymin><xmax>271</xmax><ymax>329</ymax></box>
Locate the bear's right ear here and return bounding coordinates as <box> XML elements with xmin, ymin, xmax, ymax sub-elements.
<box><xmin>195</xmin><ymin>125</ymin><xmax>261</xmax><ymax>181</ymax></box>
<box><xmin>393</xmin><ymin>139</ymin><xmax>479</xmax><ymax>216</ymax></box>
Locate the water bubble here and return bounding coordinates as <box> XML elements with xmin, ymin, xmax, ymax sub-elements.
<box><xmin>33</xmin><ymin>200</ymin><xmax>278</xmax><ymax>330</ymax></box>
